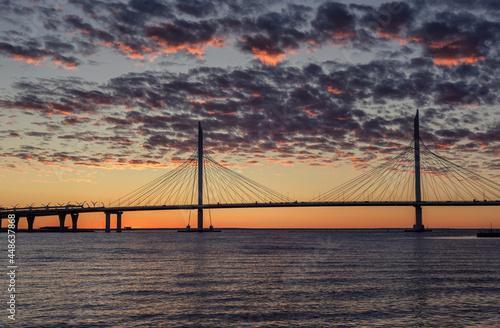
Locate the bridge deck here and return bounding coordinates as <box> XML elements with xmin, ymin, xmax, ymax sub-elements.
<box><xmin>1</xmin><ymin>200</ymin><xmax>499</xmax><ymax>217</ymax></box>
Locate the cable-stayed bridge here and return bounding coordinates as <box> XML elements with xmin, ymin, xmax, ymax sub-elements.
<box><xmin>1</xmin><ymin>111</ymin><xmax>499</xmax><ymax>232</ymax></box>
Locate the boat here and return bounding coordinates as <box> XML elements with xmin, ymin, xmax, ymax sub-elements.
<box><xmin>477</xmin><ymin>229</ymin><xmax>500</xmax><ymax>237</ymax></box>
<box><xmin>477</xmin><ymin>223</ymin><xmax>500</xmax><ymax>237</ymax></box>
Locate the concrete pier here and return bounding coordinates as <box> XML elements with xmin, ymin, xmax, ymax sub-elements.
<box><xmin>105</xmin><ymin>212</ymin><xmax>111</xmax><ymax>233</ymax></box>
<box><xmin>414</xmin><ymin>205</ymin><xmax>423</xmax><ymax>231</ymax></box>
<box><xmin>116</xmin><ymin>211</ymin><xmax>122</xmax><ymax>233</ymax></box>
<box><xmin>27</xmin><ymin>215</ymin><xmax>35</xmax><ymax>232</ymax></box>
<box><xmin>58</xmin><ymin>213</ymin><xmax>66</xmax><ymax>232</ymax></box>
<box><xmin>71</xmin><ymin>213</ymin><xmax>79</xmax><ymax>231</ymax></box>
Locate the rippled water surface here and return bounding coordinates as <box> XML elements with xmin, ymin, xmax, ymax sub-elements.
<box><xmin>3</xmin><ymin>229</ymin><xmax>500</xmax><ymax>327</ymax></box>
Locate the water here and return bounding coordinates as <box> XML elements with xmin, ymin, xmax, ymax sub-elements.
<box><xmin>2</xmin><ymin>229</ymin><xmax>500</xmax><ymax>327</ymax></box>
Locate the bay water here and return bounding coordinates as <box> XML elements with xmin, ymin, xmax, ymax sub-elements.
<box><xmin>2</xmin><ymin>229</ymin><xmax>499</xmax><ymax>327</ymax></box>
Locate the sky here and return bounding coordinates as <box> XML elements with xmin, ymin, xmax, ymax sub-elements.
<box><xmin>0</xmin><ymin>0</ymin><xmax>499</xmax><ymax>229</ymax></box>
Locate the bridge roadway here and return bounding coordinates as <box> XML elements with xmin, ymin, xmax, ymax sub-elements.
<box><xmin>1</xmin><ymin>200</ymin><xmax>498</xmax><ymax>232</ymax></box>
<box><xmin>2</xmin><ymin>200</ymin><xmax>499</xmax><ymax>217</ymax></box>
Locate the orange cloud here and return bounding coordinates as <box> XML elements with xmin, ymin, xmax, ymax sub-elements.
<box><xmin>115</xmin><ymin>41</ymin><xmax>152</xmax><ymax>60</ymax></box>
<box><xmin>425</xmin><ymin>38</ymin><xmax>484</xmax><ymax>66</ymax></box>
<box><xmin>303</xmin><ymin>109</ymin><xmax>319</xmax><ymax>117</ymax></box>
<box><xmin>249</xmin><ymin>47</ymin><xmax>287</xmax><ymax>66</ymax></box>
<box><xmin>376</xmin><ymin>31</ymin><xmax>410</xmax><ymax>45</ymax></box>
<box><xmin>51</xmin><ymin>58</ymin><xmax>79</xmax><ymax>71</ymax></box>
<box><xmin>375</xmin><ymin>30</ymin><xmax>485</xmax><ymax>67</ymax></box>
<box><xmin>151</xmin><ymin>36</ymin><xmax>225</xmax><ymax>59</ymax></box>
<box><xmin>11</xmin><ymin>54</ymin><xmax>48</xmax><ymax>66</ymax></box>
<box><xmin>327</xmin><ymin>86</ymin><xmax>344</xmax><ymax>94</ymax></box>
<box><xmin>412</xmin><ymin>37</ymin><xmax>485</xmax><ymax>67</ymax></box>
<box><xmin>8</xmin><ymin>52</ymin><xmax>78</xmax><ymax>71</ymax></box>
<box><xmin>432</xmin><ymin>55</ymin><xmax>484</xmax><ymax>67</ymax></box>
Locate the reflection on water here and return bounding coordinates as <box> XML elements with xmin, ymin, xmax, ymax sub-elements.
<box><xmin>2</xmin><ymin>229</ymin><xmax>500</xmax><ymax>327</ymax></box>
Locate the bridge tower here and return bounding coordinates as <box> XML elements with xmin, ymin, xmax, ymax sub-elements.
<box><xmin>197</xmin><ymin>121</ymin><xmax>204</xmax><ymax>231</ymax></box>
<box><xmin>410</xmin><ymin>110</ymin><xmax>430</xmax><ymax>232</ymax></box>
<box><xmin>179</xmin><ymin>121</ymin><xmax>219</xmax><ymax>232</ymax></box>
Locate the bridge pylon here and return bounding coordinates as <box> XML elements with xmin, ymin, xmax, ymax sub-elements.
<box><xmin>179</xmin><ymin>122</ymin><xmax>220</xmax><ymax>232</ymax></box>
<box><xmin>198</xmin><ymin>121</ymin><xmax>204</xmax><ymax>231</ymax></box>
<box><xmin>407</xmin><ymin>110</ymin><xmax>431</xmax><ymax>232</ymax></box>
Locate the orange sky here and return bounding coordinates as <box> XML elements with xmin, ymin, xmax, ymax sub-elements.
<box><xmin>7</xmin><ymin>204</ymin><xmax>499</xmax><ymax>230</ymax></box>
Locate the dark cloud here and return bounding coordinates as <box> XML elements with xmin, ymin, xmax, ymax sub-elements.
<box><xmin>436</xmin><ymin>82</ymin><xmax>477</xmax><ymax>105</ymax></box>
<box><xmin>130</xmin><ymin>0</ymin><xmax>172</xmax><ymax>17</ymax></box>
<box><xmin>1</xmin><ymin>0</ymin><xmax>499</xmax><ymax>70</ymax></box>
<box><xmin>62</xmin><ymin>116</ymin><xmax>93</xmax><ymax>126</ymax></box>
<box><xmin>175</xmin><ymin>0</ymin><xmax>216</xmax><ymax>17</ymax></box>
<box><xmin>362</xmin><ymin>2</ymin><xmax>416</xmax><ymax>40</ymax></box>
<box><xmin>310</xmin><ymin>2</ymin><xmax>356</xmax><ymax>43</ymax></box>
<box><xmin>0</xmin><ymin>41</ymin><xmax>80</xmax><ymax>69</ymax></box>
<box><xmin>146</xmin><ymin>19</ymin><xmax>223</xmax><ymax>58</ymax></box>
<box><xmin>25</xmin><ymin>131</ymin><xmax>53</xmax><ymax>138</ymax></box>
<box><xmin>410</xmin><ymin>12</ymin><xmax>500</xmax><ymax>66</ymax></box>
<box><xmin>45</xmin><ymin>40</ymin><xmax>75</xmax><ymax>53</ymax></box>
<box><xmin>235</xmin><ymin>6</ymin><xmax>312</xmax><ymax>65</ymax></box>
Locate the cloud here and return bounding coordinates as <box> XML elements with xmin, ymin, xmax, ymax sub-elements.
<box><xmin>2</xmin><ymin>0</ymin><xmax>499</xmax><ymax>71</ymax></box>
<box><xmin>146</xmin><ymin>20</ymin><xmax>225</xmax><ymax>58</ymax></box>
<box><xmin>236</xmin><ymin>6</ymin><xmax>311</xmax><ymax>65</ymax></box>
<box><xmin>361</xmin><ymin>2</ymin><xmax>416</xmax><ymax>44</ymax></box>
<box><xmin>0</xmin><ymin>0</ymin><xmax>499</xmax><ymax>175</ymax></box>
<box><xmin>310</xmin><ymin>2</ymin><xmax>357</xmax><ymax>43</ymax></box>
<box><xmin>62</xmin><ymin>116</ymin><xmax>93</xmax><ymax>126</ymax></box>
<box><xmin>408</xmin><ymin>10</ymin><xmax>500</xmax><ymax>67</ymax></box>
<box><xmin>470</xmin><ymin>122</ymin><xmax>500</xmax><ymax>148</ymax></box>
<box><xmin>0</xmin><ymin>41</ymin><xmax>80</xmax><ymax>69</ymax></box>
<box><xmin>2</xmin><ymin>56</ymin><xmax>499</xmax><ymax>170</ymax></box>
<box><xmin>175</xmin><ymin>0</ymin><xmax>216</xmax><ymax>18</ymax></box>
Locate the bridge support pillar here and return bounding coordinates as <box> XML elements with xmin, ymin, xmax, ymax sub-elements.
<box><xmin>58</xmin><ymin>213</ymin><xmax>66</xmax><ymax>232</ymax></box>
<box><xmin>414</xmin><ymin>205</ymin><xmax>423</xmax><ymax>231</ymax></box>
<box><xmin>27</xmin><ymin>215</ymin><xmax>35</xmax><ymax>232</ymax></box>
<box><xmin>197</xmin><ymin>209</ymin><xmax>203</xmax><ymax>231</ymax></box>
<box><xmin>116</xmin><ymin>212</ymin><xmax>122</xmax><ymax>233</ymax></box>
<box><xmin>105</xmin><ymin>212</ymin><xmax>111</xmax><ymax>233</ymax></box>
<box><xmin>14</xmin><ymin>216</ymin><xmax>20</xmax><ymax>232</ymax></box>
<box><xmin>71</xmin><ymin>213</ymin><xmax>79</xmax><ymax>231</ymax></box>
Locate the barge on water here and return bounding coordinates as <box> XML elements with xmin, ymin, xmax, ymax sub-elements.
<box><xmin>477</xmin><ymin>229</ymin><xmax>500</xmax><ymax>238</ymax></box>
